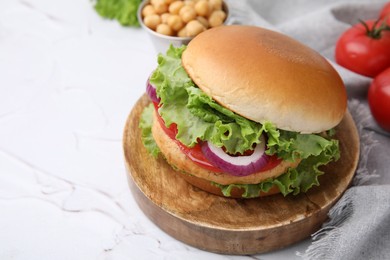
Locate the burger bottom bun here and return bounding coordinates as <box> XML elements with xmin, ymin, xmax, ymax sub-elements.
<box><xmin>151</xmin><ymin>111</ymin><xmax>300</xmax><ymax>198</ymax></box>
<box><xmin>179</xmin><ymin>172</ymin><xmax>281</xmax><ymax>198</ymax></box>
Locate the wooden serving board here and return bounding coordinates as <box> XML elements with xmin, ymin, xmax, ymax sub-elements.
<box><xmin>123</xmin><ymin>94</ymin><xmax>360</xmax><ymax>255</ymax></box>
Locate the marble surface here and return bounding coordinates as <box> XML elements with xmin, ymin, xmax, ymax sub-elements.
<box><xmin>0</xmin><ymin>0</ymin><xmax>320</xmax><ymax>259</ymax></box>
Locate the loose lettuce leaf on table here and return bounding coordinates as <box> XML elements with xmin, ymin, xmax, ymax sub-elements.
<box><xmin>94</xmin><ymin>0</ymin><xmax>141</xmax><ymax>27</ymax></box>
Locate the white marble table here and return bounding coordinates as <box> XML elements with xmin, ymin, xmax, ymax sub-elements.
<box><xmin>0</xmin><ymin>1</ymin><xmax>310</xmax><ymax>258</ymax></box>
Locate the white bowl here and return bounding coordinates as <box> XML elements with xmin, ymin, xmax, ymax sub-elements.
<box><xmin>138</xmin><ymin>0</ymin><xmax>230</xmax><ymax>54</ymax></box>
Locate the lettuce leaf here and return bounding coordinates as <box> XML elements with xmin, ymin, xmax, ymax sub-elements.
<box><xmin>139</xmin><ymin>45</ymin><xmax>341</xmax><ymax>197</ymax></box>
<box><xmin>139</xmin><ymin>104</ymin><xmax>160</xmax><ymax>157</ymax></box>
<box><xmin>267</xmin><ymin>130</ymin><xmax>340</xmax><ymax>162</ymax></box>
<box><xmin>94</xmin><ymin>0</ymin><xmax>141</xmax><ymax>27</ymax></box>
<box><xmin>215</xmin><ymin>140</ymin><xmax>339</xmax><ymax>198</ymax></box>
<box><xmin>150</xmin><ymin>45</ymin><xmax>272</xmax><ymax>154</ymax></box>
<box><xmin>214</xmin><ymin>180</ymin><xmax>275</xmax><ymax>198</ymax></box>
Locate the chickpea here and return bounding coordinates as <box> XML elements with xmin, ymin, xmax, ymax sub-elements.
<box><xmin>209</xmin><ymin>0</ymin><xmax>222</xmax><ymax>10</ymax></box>
<box><xmin>179</xmin><ymin>6</ymin><xmax>197</xmax><ymax>23</ymax></box>
<box><xmin>167</xmin><ymin>14</ymin><xmax>184</xmax><ymax>31</ymax></box>
<box><xmin>142</xmin><ymin>4</ymin><xmax>156</xmax><ymax>17</ymax></box>
<box><xmin>144</xmin><ymin>14</ymin><xmax>161</xmax><ymax>30</ymax></box>
<box><xmin>183</xmin><ymin>0</ymin><xmax>195</xmax><ymax>7</ymax></box>
<box><xmin>156</xmin><ymin>23</ymin><xmax>173</xmax><ymax>36</ymax></box>
<box><xmin>208</xmin><ymin>11</ymin><xmax>224</xmax><ymax>27</ymax></box>
<box><xmin>153</xmin><ymin>0</ymin><xmax>169</xmax><ymax>14</ymax></box>
<box><xmin>152</xmin><ymin>0</ymin><xmax>168</xmax><ymax>5</ymax></box>
<box><xmin>161</xmin><ymin>13</ymin><xmax>170</xmax><ymax>24</ymax></box>
<box><xmin>164</xmin><ymin>0</ymin><xmax>177</xmax><ymax>4</ymax></box>
<box><xmin>168</xmin><ymin>1</ymin><xmax>184</xmax><ymax>14</ymax></box>
<box><xmin>179</xmin><ymin>5</ymin><xmax>193</xmax><ymax>16</ymax></box>
<box><xmin>196</xmin><ymin>16</ymin><xmax>209</xmax><ymax>28</ymax></box>
<box><xmin>178</xmin><ymin>27</ymin><xmax>188</xmax><ymax>37</ymax></box>
<box><xmin>194</xmin><ymin>0</ymin><xmax>209</xmax><ymax>17</ymax></box>
<box><xmin>212</xmin><ymin>10</ymin><xmax>226</xmax><ymax>20</ymax></box>
<box><xmin>186</xmin><ymin>20</ymin><xmax>205</xmax><ymax>37</ymax></box>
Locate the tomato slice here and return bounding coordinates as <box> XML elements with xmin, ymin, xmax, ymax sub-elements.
<box><xmin>154</xmin><ymin>103</ymin><xmax>222</xmax><ymax>172</ymax></box>
<box><xmin>153</xmin><ymin>102</ymin><xmax>281</xmax><ymax>173</ymax></box>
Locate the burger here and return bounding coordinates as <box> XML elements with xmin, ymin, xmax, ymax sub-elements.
<box><xmin>139</xmin><ymin>25</ymin><xmax>347</xmax><ymax>198</ymax></box>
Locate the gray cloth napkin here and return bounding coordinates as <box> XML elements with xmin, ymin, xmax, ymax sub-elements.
<box><xmin>303</xmin><ymin>185</ymin><xmax>390</xmax><ymax>260</ymax></box>
<box><xmin>226</xmin><ymin>0</ymin><xmax>390</xmax><ymax>258</ymax></box>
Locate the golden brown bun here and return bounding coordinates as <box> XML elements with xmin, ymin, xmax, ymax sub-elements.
<box><xmin>182</xmin><ymin>25</ymin><xmax>347</xmax><ymax>133</ymax></box>
<box><xmin>151</xmin><ymin>111</ymin><xmax>300</xmax><ymax>197</ymax></box>
<box><xmin>179</xmin><ymin>172</ymin><xmax>281</xmax><ymax>198</ymax></box>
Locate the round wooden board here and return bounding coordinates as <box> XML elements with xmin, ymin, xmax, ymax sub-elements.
<box><xmin>123</xmin><ymin>94</ymin><xmax>360</xmax><ymax>255</ymax></box>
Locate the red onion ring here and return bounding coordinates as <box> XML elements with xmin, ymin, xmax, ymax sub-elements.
<box><xmin>201</xmin><ymin>135</ymin><xmax>269</xmax><ymax>176</ymax></box>
<box><xmin>146</xmin><ymin>79</ymin><xmax>160</xmax><ymax>103</ymax></box>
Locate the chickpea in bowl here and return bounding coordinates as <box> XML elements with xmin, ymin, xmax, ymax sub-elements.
<box><xmin>138</xmin><ymin>0</ymin><xmax>229</xmax><ymax>53</ymax></box>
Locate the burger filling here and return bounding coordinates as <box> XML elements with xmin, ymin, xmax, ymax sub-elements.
<box><xmin>139</xmin><ymin>45</ymin><xmax>340</xmax><ymax>197</ymax></box>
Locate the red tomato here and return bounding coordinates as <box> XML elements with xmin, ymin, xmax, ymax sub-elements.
<box><xmin>368</xmin><ymin>67</ymin><xmax>390</xmax><ymax>132</ymax></box>
<box><xmin>380</xmin><ymin>2</ymin><xmax>390</xmax><ymax>20</ymax></box>
<box><xmin>153</xmin><ymin>103</ymin><xmax>281</xmax><ymax>172</ymax></box>
<box><xmin>380</xmin><ymin>2</ymin><xmax>390</xmax><ymax>25</ymax></box>
<box><xmin>154</xmin><ymin>103</ymin><xmax>223</xmax><ymax>172</ymax></box>
<box><xmin>335</xmin><ymin>20</ymin><xmax>390</xmax><ymax>78</ymax></box>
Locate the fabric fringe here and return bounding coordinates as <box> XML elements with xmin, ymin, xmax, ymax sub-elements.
<box><xmin>298</xmin><ymin>188</ymin><xmax>355</xmax><ymax>259</ymax></box>
<box><xmin>298</xmin><ymin>99</ymin><xmax>378</xmax><ymax>259</ymax></box>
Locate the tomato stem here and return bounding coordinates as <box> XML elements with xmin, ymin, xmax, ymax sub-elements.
<box><xmin>359</xmin><ymin>19</ymin><xmax>390</xmax><ymax>39</ymax></box>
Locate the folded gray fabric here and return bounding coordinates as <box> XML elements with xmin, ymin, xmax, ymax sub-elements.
<box><xmin>301</xmin><ymin>185</ymin><xmax>390</xmax><ymax>260</ymax></box>
<box><xmin>226</xmin><ymin>0</ymin><xmax>390</xmax><ymax>258</ymax></box>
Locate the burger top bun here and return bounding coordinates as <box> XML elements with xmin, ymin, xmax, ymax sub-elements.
<box><xmin>182</xmin><ymin>25</ymin><xmax>347</xmax><ymax>133</ymax></box>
